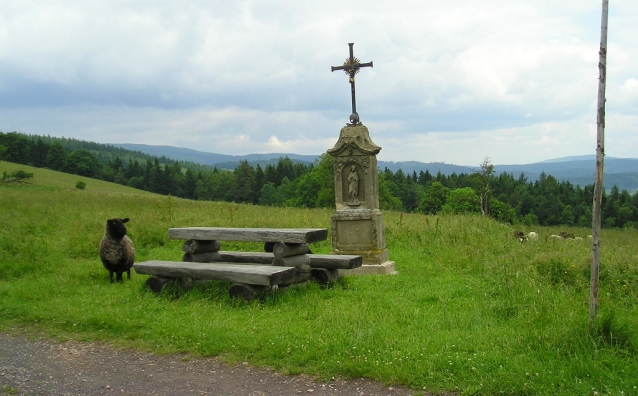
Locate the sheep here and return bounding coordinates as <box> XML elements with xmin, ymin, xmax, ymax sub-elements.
<box><xmin>558</xmin><ymin>231</ymin><xmax>575</xmax><ymax>240</ymax></box>
<box><xmin>99</xmin><ymin>217</ymin><xmax>136</xmax><ymax>283</ymax></box>
<box><xmin>513</xmin><ymin>230</ymin><xmax>527</xmax><ymax>243</ymax></box>
<box><xmin>527</xmin><ymin>231</ymin><xmax>538</xmax><ymax>241</ymax></box>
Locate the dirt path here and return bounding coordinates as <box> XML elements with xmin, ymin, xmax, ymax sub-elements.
<box><xmin>0</xmin><ymin>333</ymin><xmax>418</xmax><ymax>396</ymax></box>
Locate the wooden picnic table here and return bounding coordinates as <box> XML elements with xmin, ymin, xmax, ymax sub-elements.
<box><xmin>134</xmin><ymin>227</ymin><xmax>361</xmax><ymax>300</ymax></box>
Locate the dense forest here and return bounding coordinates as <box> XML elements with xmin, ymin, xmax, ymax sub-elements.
<box><xmin>2</xmin><ymin>131</ymin><xmax>638</xmax><ymax>229</ymax></box>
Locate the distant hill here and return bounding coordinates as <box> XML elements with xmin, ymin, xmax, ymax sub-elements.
<box><xmin>112</xmin><ymin>144</ymin><xmax>638</xmax><ymax>192</ymax></box>
<box><xmin>114</xmin><ymin>144</ymin><xmax>317</xmax><ymax>168</ymax></box>
<box><xmin>494</xmin><ymin>158</ymin><xmax>638</xmax><ymax>191</ymax></box>
<box><xmin>377</xmin><ymin>161</ymin><xmax>475</xmax><ymax>175</ymax></box>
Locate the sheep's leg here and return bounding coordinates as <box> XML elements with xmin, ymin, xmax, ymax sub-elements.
<box><xmin>127</xmin><ymin>269</ymin><xmax>131</xmax><ymax>279</ymax></box>
<box><xmin>116</xmin><ymin>272</ymin><xmax>124</xmax><ymax>282</ymax></box>
<box><xmin>109</xmin><ymin>271</ymin><xmax>115</xmax><ymax>283</ymax></box>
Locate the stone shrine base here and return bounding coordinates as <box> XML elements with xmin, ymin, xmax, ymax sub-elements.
<box><xmin>341</xmin><ymin>261</ymin><xmax>397</xmax><ymax>276</ymax></box>
<box><xmin>330</xmin><ymin>209</ymin><xmax>396</xmax><ymax>276</ymax></box>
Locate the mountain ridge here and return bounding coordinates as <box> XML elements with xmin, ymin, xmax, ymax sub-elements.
<box><xmin>114</xmin><ymin>143</ymin><xmax>638</xmax><ymax>191</ymax></box>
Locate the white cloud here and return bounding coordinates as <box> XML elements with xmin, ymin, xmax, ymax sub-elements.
<box><xmin>0</xmin><ymin>0</ymin><xmax>636</xmax><ymax>166</ymax></box>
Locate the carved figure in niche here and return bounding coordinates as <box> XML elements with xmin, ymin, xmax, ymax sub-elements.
<box><xmin>347</xmin><ymin>165</ymin><xmax>359</xmax><ymax>202</ymax></box>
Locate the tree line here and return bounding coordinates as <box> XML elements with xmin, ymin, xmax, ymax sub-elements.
<box><xmin>2</xmin><ymin>131</ymin><xmax>638</xmax><ymax>229</ymax></box>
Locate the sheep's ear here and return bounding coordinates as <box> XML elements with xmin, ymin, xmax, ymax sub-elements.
<box><xmin>122</xmin><ymin>218</ymin><xmax>130</xmax><ymax>223</ymax></box>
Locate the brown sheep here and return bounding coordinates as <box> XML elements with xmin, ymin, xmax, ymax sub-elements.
<box><xmin>99</xmin><ymin>217</ymin><xmax>136</xmax><ymax>283</ymax></box>
<box><xmin>513</xmin><ymin>230</ymin><xmax>527</xmax><ymax>243</ymax></box>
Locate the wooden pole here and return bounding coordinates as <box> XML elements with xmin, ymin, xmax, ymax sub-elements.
<box><xmin>590</xmin><ymin>0</ymin><xmax>609</xmax><ymax>331</ymax></box>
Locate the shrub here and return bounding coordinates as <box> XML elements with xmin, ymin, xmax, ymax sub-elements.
<box><xmin>441</xmin><ymin>187</ymin><xmax>480</xmax><ymax>214</ymax></box>
<box><xmin>1</xmin><ymin>170</ymin><xmax>33</xmax><ymax>184</ymax></box>
<box><xmin>76</xmin><ymin>181</ymin><xmax>86</xmax><ymax>190</ymax></box>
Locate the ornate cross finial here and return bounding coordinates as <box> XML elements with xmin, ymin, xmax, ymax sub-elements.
<box><xmin>331</xmin><ymin>43</ymin><xmax>373</xmax><ymax>125</ymax></box>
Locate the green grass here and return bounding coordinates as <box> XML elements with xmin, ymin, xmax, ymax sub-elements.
<box><xmin>1</xmin><ymin>386</ymin><xmax>20</xmax><ymax>395</ymax></box>
<box><xmin>1</xmin><ymin>162</ymin><xmax>638</xmax><ymax>395</ymax></box>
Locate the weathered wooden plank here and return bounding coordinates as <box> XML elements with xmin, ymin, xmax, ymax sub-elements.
<box><xmin>272</xmin><ymin>255</ymin><xmax>310</xmax><ymax>268</ymax></box>
<box><xmin>184</xmin><ymin>251</ymin><xmax>274</xmax><ymax>264</ymax></box>
<box><xmin>264</xmin><ymin>242</ymin><xmax>276</xmax><ymax>252</ymax></box>
<box><xmin>307</xmin><ymin>254</ymin><xmax>362</xmax><ymax>269</ymax></box>
<box><xmin>134</xmin><ymin>261</ymin><xmax>297</xmax><ymax>286</ymax></box>
<box><xmin>311</xmin><ymin>268</ymin><xmax>342</xmax><ymax>285</ymax></box>
<box><xmin>182</xmin><ymin>251</ymin><xmax>361</xmax><ymax>269</ymax></box>
<box><xmin>168</xmin><ymin>227</ymin><xmax>328</xmax><ymax>243</ymax></box>
<box><xmin>182</xmin><ymin>251</ymin><xmax>223</xmax><ymax>263</ymax></box>
<box><xmin>218</xmin><ymin>251</ymin><xmax>273</xmax><ymax>264</ymax></box>
<box><xmin>182</xmin><ymin>239</ymin><xmax>221</xmax><ymax>254</ymax></box>
<box><xmin>272</xmin><ymin>243</ymin><xmax>311</xmax><ymax>259</ymax></box>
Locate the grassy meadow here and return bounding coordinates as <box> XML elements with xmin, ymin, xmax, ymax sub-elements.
<box><xmin>1</xmin><ymin>161</ymin><xmax>637</xmax><ymax>395</ymax></box>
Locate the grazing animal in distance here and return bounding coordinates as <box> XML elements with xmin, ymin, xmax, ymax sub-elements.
<box><xmin>527</xmin><ymin>231</ymin><xmax>538</xmax><ymax>241</ymax></box>
<box><xmin>99</xmin><ymin>217</ymin><xmax>136</xmax><ymax>283</ymax></box>
<box><xmin>513</xmin><ymin>230</ymin><xmax>527</xmax><ymax>243</ymax></box>
<box><xmin>558</xmin><ymin>231</ymin><xmax>575</xmax><ymax>240</ymax></box>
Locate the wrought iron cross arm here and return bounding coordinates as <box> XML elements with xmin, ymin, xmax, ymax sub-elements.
<box><xmin>330</xmin><ymin>43</ymin><xmax>373</xmax><ymax>125</ymax></box>
<box><xmin>359</xmin><ymin>61</ymin><xmax>374</xmax><ymax>69</ymax></box>
<box><xmin>331</xmin><ymin>61</ymin><xmax>373</xmax><ymax>73</ymax></box>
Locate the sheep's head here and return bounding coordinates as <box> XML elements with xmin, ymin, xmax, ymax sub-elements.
<box><xmin>106</xmin><ymin>217</ymin><xmax>130</xmax><ymax>238</ymax></box>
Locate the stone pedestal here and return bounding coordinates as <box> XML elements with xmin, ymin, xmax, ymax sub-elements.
<box><xmin>327</xmin><ymin>124</ymin><xmax>396</xmax><ymax>275</ymax></box>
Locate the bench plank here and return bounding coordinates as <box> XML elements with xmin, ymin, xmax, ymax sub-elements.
<box><xmin>306</xmin><ymin>254</ymin><xmax>362</xmax><ymax>269</ymax></box>
<box><xmin>134</xmin><ymin>261</ymin><xmax>297</xmax><ymax>286</ymax></box>
<box><xmin>168</xmin><ymin>227</ymin><xmax>328</xmax><ymax>243</ymax></box>
<box><xmin>184</xmin><ymin>251</ymin><xmax>362</xmax><ymax>269</ymax></box>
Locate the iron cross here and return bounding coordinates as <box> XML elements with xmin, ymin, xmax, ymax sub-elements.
<box><xmin>331</xmin><ymin>43</ymin><xmax>373</xmax><ymax>125</ymax></box>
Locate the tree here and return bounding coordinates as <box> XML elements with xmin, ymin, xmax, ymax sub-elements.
<box><xmin>474</xmin><ymin>157</ymin><xmax>494</xmax><ymax>216</ymax></box>
<box><xmin>441</xmin><ymin>187</ymin><xmax>480</xmax><ymax>214</ymax></box>
<box><xmin>254</xmin><ymin>164</ymin><xmax>265</xmax><ymax>195</ymax></box>
<box><xmin>258</xmin><ymin>182</ymin><xmax>283</xmax><ymax>206</ymax></box>
<box><xmin>311</xmin><ymin>154</ymin><xmax>336</xmax><ymax>208</ymax></box>
<box><xmin>560</xmin><ymin>205</ymin><xmax>575</xmax><ymax>226</ymax></box>
<box><xmin>182</xmin><ymin>169</ymin><xmax>198</xmax><ymax>200</ymax></box>
<box><xmin>417</xmin><ymin>182</ymin><xmax>450</xmax><ymax>214</ymax></box>
<box><xmin>231</xmin><ymin>160</ymin><xmax>256</xmax><ymax>203</ymax></box>
<box><xmin>522</xmin><ymin>212</ymin><xmax>539</xmax><ymax>226</ymax></box>
<box><xmin>65</xmin><ymin>150</ymin><xmax>99</xmax><ymax>177</ymax></box>
<box><xmin>147</xmin><ymin>159</ymin><xmax>166</xmax><ymax>194</ymax></box>
<box><xmin>285</xmin><ymin>154</ymin><xmax>335</xmax><ymax>208</ymax></box>
<box><xmin>194</xmin><ymin>178</ymin><xmax>210</xmax><ymax>200</ymax></box>
<box><xmin>378</xmin><ymin>173</ymin><xmax>402</xmax><ymax>211</ymax></box>
<box><xmin>488</xmin><ymin>198</ymin><xmax>516</xmax><ymax>224</ymax></box>
<box><xmin>0</xmin><ymin>132</ymin><xmax>31</xmax><ymax>164</ymax></box>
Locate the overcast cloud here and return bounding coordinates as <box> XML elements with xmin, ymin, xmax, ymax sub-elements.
<box><xmin>1</xmin><ymin>0</ymin><xmax>636</xmax><ymax>165</ymax></box>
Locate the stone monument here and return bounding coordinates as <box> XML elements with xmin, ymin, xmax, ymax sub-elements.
<box><xmin>328</xmin><ymin>43</ymin><xmax>396</xmax><ymax>275</ymax></box>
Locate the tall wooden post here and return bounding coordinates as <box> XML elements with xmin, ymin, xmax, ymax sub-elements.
<box><xmin>590</xmin><ymin>0</ymin><xmax>609</xmax><ymax>331</ymax></box>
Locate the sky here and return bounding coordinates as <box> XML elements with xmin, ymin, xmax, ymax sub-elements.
<box><xmin>1</xmin><ymin>1</ymin><xmax>637</xmax><ymax>166</ymax></box>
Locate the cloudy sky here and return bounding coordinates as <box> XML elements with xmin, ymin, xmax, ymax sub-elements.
<box><xmin>1</xmin><ymin>1</ymin><xmax>636</xmax><ymax>166</ymax></box>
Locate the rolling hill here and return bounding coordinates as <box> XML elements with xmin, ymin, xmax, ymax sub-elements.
<box><xmin>113</xmin><ymin>144</ymin><xmax>638</xmax><ymax>192</ymax></box>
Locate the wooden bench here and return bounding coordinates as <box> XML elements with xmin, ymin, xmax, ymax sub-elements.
<box><xmin>134</xmin><ymin>227</ymin><xmax>362</xmax><ymax>300</ymax></box>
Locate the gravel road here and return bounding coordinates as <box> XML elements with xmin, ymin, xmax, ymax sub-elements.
<box><xmin>0</xmin><ymin>333</ymin><xmax>418</xmax><ymax>396</ymax></box>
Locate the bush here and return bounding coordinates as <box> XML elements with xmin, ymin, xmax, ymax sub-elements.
<box><xmin>521</xmin><ymin>212</ymin><xmax>539</xmax><ymax>226</ymax></box>
<box><xmin>488</xmin><ymin>198</ymin><xmax>516</xmax><ymax>224</ymax></box>
<box><xmin>76</xmin><ymin>181</ymin><xmax>86</xmax><ymax>190</ymax></box>
<box><xmin>1</xmin><ymin>170</ymin><xmax>34</xmax><ymax>184</ymax></box>
<box><xmin>441</xmin><ymin>187</ymin><xmax>480</xmax><ymax>214</ymax></box>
